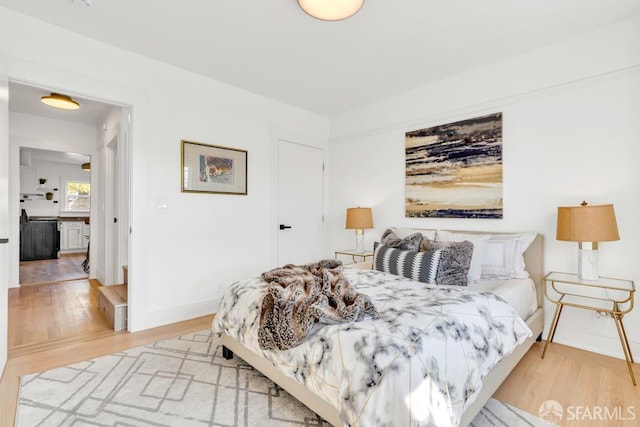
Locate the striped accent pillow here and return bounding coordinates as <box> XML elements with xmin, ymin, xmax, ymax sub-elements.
<box><xmin>372</xmin><ymin>244</ymin><xmax>441</xmax><ymax>284</ymax></box>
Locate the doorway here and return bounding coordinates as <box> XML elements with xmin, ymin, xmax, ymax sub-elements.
<box><xmin>104</xmin><ymin>128</ymin><xmax>129</xmax><ymax>286</ymax></box>
<box><xmin>6</xmin><ymin>80</ymin><xmax>131</xmax><ymax>354</ymax></box>
<box><xmin>18</xmin><ymin>147</ymin><xmax>91</xmax><ymax>286</ymax></box>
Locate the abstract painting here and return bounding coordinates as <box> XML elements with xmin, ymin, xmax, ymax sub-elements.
<box><xmin>181</xmin><ymin>140</ymin><xmax>247</xmax><ymax>195</ymax></box>
<box><xmin>405</xmin><ymin>112</ymin><xmax>503</xmax><ymax>218</ymax></box>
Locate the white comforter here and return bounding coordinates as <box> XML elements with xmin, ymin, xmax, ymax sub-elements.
<box><xmin>212</xmin><ymin>268</ymin><xmax>531</xmax><ymax>426</ymax></box>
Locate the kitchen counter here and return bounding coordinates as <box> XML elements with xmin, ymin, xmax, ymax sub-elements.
<box><xmin>28</xmin><ymin>216</ymin><xmax>90</xmax><ymax>224</ymax></box>
<box><xmin>58</xmin><ymin>217</ymin><xmax>90</xmax><ymax>223</ymax></box>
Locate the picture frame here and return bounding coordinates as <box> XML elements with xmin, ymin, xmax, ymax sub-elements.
<box><xmin>181</xmin><ymin>140</ymin><xmax>248</xmax><ymax>195</ymax></box>
<box><xmin>405</xmin><ymin>112</ymin><xmax>503</xmax><ymax>218</ymax></box>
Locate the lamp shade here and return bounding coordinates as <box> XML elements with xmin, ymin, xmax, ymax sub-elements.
<box><xmin>298</xmin><ymin>0</ymin><xmax>364</xmax><ymax>21</ymax></box>
<box><xmin>556</xmin><ymin>203</ymin><xmax>619</xmax><ymax>242</ymax></box>
<box><xmin>346</xmin><ymin>207</ymin><xmax>373</xmax><ymax>229</ymax></box>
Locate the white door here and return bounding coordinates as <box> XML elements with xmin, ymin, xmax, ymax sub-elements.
<box><xmin>104</xmin><ymin>110</ymin><xmax>130</xmax><ymax>286</ymax></box>
<box><xmin>111</xmin><ymin>140</ymin><xmax>119</xmax><ymax>282</ymax></box>
<box><xmin>277</xmin><ymin>140</ymin><xmax>324</xmax><ymax>265</ymax></box>
<box><xmin>117</xmin><ymin>116</ymin><xmax>129</xmax><ymax>284</ymax></box>
<box><xmin>0</xmin><ymin>75</ymin><xmax>9</xmax><ymax>370</ymax></box>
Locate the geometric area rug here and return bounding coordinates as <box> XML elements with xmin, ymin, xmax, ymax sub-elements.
<box><xmin>16</xmin><ymin>330</ymin><xmax>552</xmax><ymax>426</ymax></box>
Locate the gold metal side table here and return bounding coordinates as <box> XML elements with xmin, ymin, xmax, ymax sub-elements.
<box><xmin>541</xmin><ymin>271</ymin><xmax>636</xmax><ymax>385</ymax></box>
<box><xmin>334</xmin><ymin>249</ymin><xmax>373</xmax><ymax>264</ymax></box>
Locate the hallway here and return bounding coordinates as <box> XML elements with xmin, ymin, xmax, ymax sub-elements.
<box><xmin>8</xmin><ymin>279</ymin><xmax>114</xmax><ymax>358</ymax></box>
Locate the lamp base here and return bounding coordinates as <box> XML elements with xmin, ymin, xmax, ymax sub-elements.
<box><xmin>355</xmin><ymin>229</ymin><xmax>365</xmax><ymax>253</ymax></box>
<box><xmin>578</xmin><ymin>243</ymin><xmax>599</xmax><ymax>281</ymax></box>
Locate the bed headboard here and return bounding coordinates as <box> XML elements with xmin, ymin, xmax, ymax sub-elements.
<box><xmin>522</xmin><ymin>233</ymin><xmax>544</xmax><ymax>308</ymax></box>
<box><xmin>389</xmin><ymin>228</ymin><xmax>545</xmax><ymax>308</ymax></box>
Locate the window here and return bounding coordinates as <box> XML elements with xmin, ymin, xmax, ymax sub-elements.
<box><xmin>64</xmin><ymin>180</ymin><xmax>90</xmax><ymax>212</ymax></box>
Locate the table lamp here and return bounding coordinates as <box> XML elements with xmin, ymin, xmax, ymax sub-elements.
<box><xmin>556</xmin><ymin>202</ymin><xmax>619</xmax><ymax>280</ymax></box>
<box><xmin>345</xmin><ymin>207</ymin><xmax>373</xmax><ymax>253</ymax></box>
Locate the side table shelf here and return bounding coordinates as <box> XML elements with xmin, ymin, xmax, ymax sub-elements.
<box><xmin>334</xmin><ymin>249</ymin><xmax>374</xmax><ymax>264</ymax></box>
<box><xmin>541</xmin><ymin>271</ymin><xmax>636</xmax><ymax>386</ymax></box>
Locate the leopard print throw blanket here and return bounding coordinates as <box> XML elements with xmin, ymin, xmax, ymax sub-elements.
<box><xmin>258</xmin><ymin>259</ymin><xmax>378</xmax><ymax>351</ymax></box>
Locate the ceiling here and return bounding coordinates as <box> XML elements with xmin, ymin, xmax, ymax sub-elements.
<box><xmin>9</xmin><ymin>81</ymin><xmax>117</xmax><ymax>126</ymax></box>
<box><xmin>1</xmin><ymin>0</ymin><xmax>639</xmax><ymax>117</ymax></box>
<box><xmin>21</xmin><ymin>147</ymin><xmax>90</xmax><ymax>165</ymax></box>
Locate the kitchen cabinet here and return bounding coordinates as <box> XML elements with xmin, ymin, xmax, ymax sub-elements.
<box><xmin>60</xmin><ymin>221</ymin><xmax>90</xmax><ymax>252</ymax></box>
<box><xmin>20</xmin><ymin>220</ymin><xmax>60</xmax><ymax>261</ymax></box>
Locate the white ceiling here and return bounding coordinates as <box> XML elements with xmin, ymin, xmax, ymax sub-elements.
<box><xmin>2</xmin><ymin>0</ymin><xmax>640</xmax><ymax>116</ymax></box>
<box><xmin>21</xmin><ymin>147</ymin><xmax>90</xmax><ymax>165</ymax></box>
<box><xmin>9</xmin><ymin>81</ymin><xmax>117</xmax><ymax>126</ymax></box>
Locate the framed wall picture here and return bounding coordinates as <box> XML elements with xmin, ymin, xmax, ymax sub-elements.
<box><xmin>181</xmin><ymin>140</ymin><xmax>248</xmax><ymax>195</ymax></box>
<box><xmin>405</xmin><ymin>112</ymin><xmax>503</xmax><ymax>218</ymax></box>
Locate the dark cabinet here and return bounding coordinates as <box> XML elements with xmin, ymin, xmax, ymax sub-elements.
<box><xmin>20</xmin><ymin>221</ymin><xmax>60</xmax><ymax>261</ymax></box>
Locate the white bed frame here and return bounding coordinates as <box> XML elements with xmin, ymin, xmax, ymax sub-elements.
<box><xmin>220</xmin><ymin>231</ymin><xmax>544</xmax><ymax>427</ymax></box>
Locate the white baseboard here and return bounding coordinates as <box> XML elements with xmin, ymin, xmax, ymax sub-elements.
<box><xmin>96</xmin><ymin>268</ymin><xmax>106</xmax><ymax>285</ymax></box>
<box><xmin>544</xmin><ymin>321</ymin><xmax>639</xmax><ymax>361</ymax></box>
<box><xmin>130</xmin><ymin>298</ymin><xmax>221</xmax><ymax>333</ymax></box>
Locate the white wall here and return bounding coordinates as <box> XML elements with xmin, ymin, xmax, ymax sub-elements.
<box><xmin>0</xmin><ymin>7</ymin><xmax>330</xmax><ymax>331</ymax></box>
<box><xmin>329</xmin><ymin>17</ymin><xmax>640</xmax><ymax>360</ymax></box>
<box><xmin>19</xmin><ymin>158</ymin><xmax>91</xmax><ymax>217</ymax></box>
<box><xmin>0</xmin><ymin>73</ymin><xmax>9</xmax><ymax>380</ymax></box>
<box><xmin>9</xmin><ymin>112</ymin><xmax>97</xmax><ymax>287</ymax></box>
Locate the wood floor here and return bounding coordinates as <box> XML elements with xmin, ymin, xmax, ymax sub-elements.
<box><xmin>1</xmin><ymin>279</ymin><xmax>638</xmax><ymax>426</ymax></box>
<box><xmin>0</xmin><ymin>314</ymin><xmax>214</xmax><ymax>427</ymax></box>
<box><xmin>8</xmin><ymin>279</ymin><xmax>112</xmax><ymax>356</ymax></box>
<box><xmin>495</xmin><ymin>341</ymin><xmax>640</xmax><ymax>427</ymax></box>
<box><xmin>19</xmin><ymin>253</ymin><xmax>88</xmax><ymax>285</ymax></box>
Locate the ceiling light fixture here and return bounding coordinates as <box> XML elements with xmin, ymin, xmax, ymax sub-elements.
<box><xmin>81</xmin><ymin>162</ymin><xmax>91</xmax><ymax>171</ymax></box>
<box><xmin>298</xmin><ymin>0</ymin><xmax>364</xmax><ymax>21</ymax></box>
<box><xmin>41</xmin><ymin>93</ymin><xmax>80</xmax><ymax>110</ymax></box>
<box><xmin>72</xmin><ymin>0</ymin><xmax>93</xmax><ymax>7</ymax></box>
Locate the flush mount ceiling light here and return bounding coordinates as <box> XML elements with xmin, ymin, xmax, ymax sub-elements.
<box><xmin>298</xmin><ymin>0</ymin><xmax>364</xmax><ymax>21</ymax></box>
<box><xmin>72</xmin><ymin>0</ymin><xmax>93</xmax><ymax>7</ymax></box>
<box><xmin>41</xmin><ymin>93</ymin><xmax>80</xmax><ymax>110</ymax></box>
<box><xmin>81</xmin><ymin>162</ymin><xmax>91</xmax><ymax>171</ymax></box>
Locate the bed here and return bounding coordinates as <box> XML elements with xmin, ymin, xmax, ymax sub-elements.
<box><xmin>212</xmin><ymin>229</ymin><xmax>544</xmax><ymax>426</ymax></box>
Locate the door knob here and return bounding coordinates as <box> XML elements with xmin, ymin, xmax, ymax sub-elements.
<box><xmin>279</xmin><ymin>224</ymin><xmax>292</xmax><ymax>230</ymax></box>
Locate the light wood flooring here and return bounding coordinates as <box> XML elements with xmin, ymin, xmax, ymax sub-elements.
<box><xmin>0</xmin><ymin>314</ymin><xmax>213</xmax><ymax>427</ymax></box>
<box><xmin>8</xmin><ymin>279</ymin><xmax>113</xmax><ymax>356</ymax></box>
<box><xmin>1</xmin><ymin>279</ymin><xmax>638</xmax><ymax>426</ymax></box>
<box><xmin>496</xmin><ymin>341</ymin><xmax>640</xmax><ymax>426</ymax></box>
<box><xmin>19</xmin><ymin>253</ymin><xmax>88</xmax><ymax>285</ymax></box>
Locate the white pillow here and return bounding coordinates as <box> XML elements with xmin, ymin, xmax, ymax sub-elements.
<box><xmin>393</xmin><ymin>228</ymin><xmax>437</xmax><ymax>241</ymax></box>
<box><xmin>481</xmin><ymin>233</ymin><xmax>537</xmax><ymax>279</ymax></box>
<box><xmin>435</xmin><ymin>231</ymin><xmax>490</xmax><ymax>282</ymax></box>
